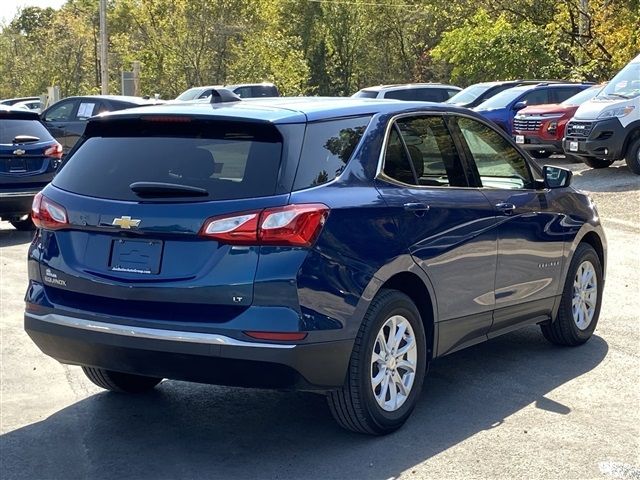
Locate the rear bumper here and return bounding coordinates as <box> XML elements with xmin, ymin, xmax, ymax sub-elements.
<box><xmin>0</xmin><ymin>189</ymin><xmax>38</xmax><ymax>218</ymax></box>
<box><xmin>25</xmin><ymin>312</ymin><xmax>353</xmax><ymax>391</ymax></box>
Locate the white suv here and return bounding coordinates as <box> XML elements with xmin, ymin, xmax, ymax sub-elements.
<box><xmin>352</xmin><ymin>83</ymin><xmax>461</xmax><ymax>102</ymax></box>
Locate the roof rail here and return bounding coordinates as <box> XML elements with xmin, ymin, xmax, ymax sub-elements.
<box><xmin>209</xmin><ymin>88</ymin><xmax>241</xmax><ymax>104</ymax></box>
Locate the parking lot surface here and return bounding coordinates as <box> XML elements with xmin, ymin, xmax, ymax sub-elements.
<box><xmin>1</xmin><ymin>158</ymin><xmax>639</xmax><ymax>480</ymax></box>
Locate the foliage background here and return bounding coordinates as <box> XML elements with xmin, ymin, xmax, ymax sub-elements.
<box><xmin>0</xmin><ymin>0</ymin><xmax>638</xmax><ymax>99</ymax></box>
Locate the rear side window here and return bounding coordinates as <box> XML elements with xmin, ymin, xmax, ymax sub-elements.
<box><xmin>251</xmin><ymin>86</ymin><xmax>278</xmax><ymax>97</ymax></box>
<box><xmin>293</xmin><ymin>116</ymin><xmax>370</xmax><ymax>190</ymax></box>
<box><xmin>385</xmin><ymin>89</ymin><xmax>446</xmax><ymax>102</ymax></box>
<box><xmin>383</xmin><ymin>115</ymin><xmax>467</xmax><ymax>187</ymax></box>
<box><xmin>53</xmin><ymin>120</ymin><xmax>283</xmax><ymax>201</ymax></box>
<box><xmin>0</xmin><ymin>119</ymin><xmax>53</xmax><ymax>144</ymax></box>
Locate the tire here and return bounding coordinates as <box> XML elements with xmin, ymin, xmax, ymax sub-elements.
<box><xmin>327</xmin><ymin>289</ymin><xmax>427</xmax><ymax>435</ymax></box>
<box><xmin>564</xmin><ymin>154</ymin><xmax>584</xmax><ymax>164</ymax></box>
<box><xmin>82</xmin><ymin>367</ymin><xmax>162</xmax><ymax>393</ymax></box>
<box><xmin>541</xmin><ymin>243</ymin><xmax>603</xmax><ymax>346</ymax></box>
<box><xmin>10</xmin><ymin>218</ymin><xmax>36</xmax><ymax>231</ymax></box>
<box><xmin>582</xmin><ymin>157</ymin><xmax>614</xmax><ymax>169</ymax></box>
<box><xmin>624</xmin><ymin>136</ymin><xmax>640</xmax><ymax>175</ymax></box>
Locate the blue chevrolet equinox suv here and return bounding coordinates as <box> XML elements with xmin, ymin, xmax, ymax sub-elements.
<box><xmin>25</xmin><ymin>96</ymin><xmax>606</xmax><ymax>434</ymax></box>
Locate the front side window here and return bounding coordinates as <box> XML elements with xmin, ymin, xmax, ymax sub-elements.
<box><xmin>293</xmin><ymin>116</ymin><xmax>370</xmax><ymax>190</ymax></box>
<box><xmin>457</xmin><ymin>117</ymin><xmax>533</xmax><ymax>190</ymax></box>
<box><xmin>44</xmin><ymin>100</ymin><xmax>76</xmax><ymax>122</ymax></box>
<box><xmin>383</xmin><ymin>116</ymin><xmax>467</xmax><ymax>187</ymax></box>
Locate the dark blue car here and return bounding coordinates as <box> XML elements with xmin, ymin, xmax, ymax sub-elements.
<box><xmin>474</xmin><ymin>83</ymin><xmax>593</xmax><ymax>135</ymax></box>
<box><xmin>25</xmin><ymin>97</ymin><xmax>606</xmax><ymax>434</ymax></box>
<box><xmin>1</xmin><ymin>107</ymin><xmax>62</xmax><ymax>230</ymax></box>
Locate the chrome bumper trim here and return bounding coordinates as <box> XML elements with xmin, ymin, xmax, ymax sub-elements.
<box><xmin>0</xmin><ymin>191</ymin><xmax>37</xmax><ymax>198</ymax></box>
<box><xmin>26</xmin><ymin>312</ymin><xmax>296</xmax><ymax>349</ymax></box>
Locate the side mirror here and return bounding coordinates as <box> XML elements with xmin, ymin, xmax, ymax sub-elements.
<box><xmin>542</xmin><ymin>165</ymin><xmax>572</xmax><ymax>188</ymax></box>
<box><xmin>513</xmin><ymin>101</ymin><xmax>527</xmax><ymax>111</ymax></box>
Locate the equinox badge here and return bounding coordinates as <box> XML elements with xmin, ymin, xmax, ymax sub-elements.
<box><xmin>112</xmin><ymin>216</ymin><xmax>141</xmax><ymax>229</ymax></box>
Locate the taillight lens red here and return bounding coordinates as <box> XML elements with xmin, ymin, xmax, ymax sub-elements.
<box><xmin>44</xmin><ymin>142</ymin><xmax>63</xmax><ymax>159</ymax></box>
<box><xmin>199</xmin><ymin>204</ymin><xmax>329</xmax><ymax>247</ymax></box>
<box><xmin>31</xmin><ymin>192</ymin><xmax>68</xmax><ymax>230</ymax></box>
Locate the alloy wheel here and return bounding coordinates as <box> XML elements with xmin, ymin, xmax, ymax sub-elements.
<box><xmin>370</xmin><ymin>315</ymin><xmax>418</xmax><ymax>412</ymax></box>
<box><xmin>572</xmin><ymin>260</ymin><xmax>598</xmax><ymax>330</ymax></box>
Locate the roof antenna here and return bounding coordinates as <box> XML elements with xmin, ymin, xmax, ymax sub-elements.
<box><xmin>210</xmin><ymin>88</ymin><xmax>242</xmax><ymax>104</ymax></box>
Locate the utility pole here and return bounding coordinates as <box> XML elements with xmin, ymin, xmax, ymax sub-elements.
<box><xmin>99</xmin><ymin>0</ymin><xmax>109</xmax><ymax>94</ymax></box>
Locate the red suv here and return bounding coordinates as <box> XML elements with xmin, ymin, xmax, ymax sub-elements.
<box><xmin>513</xmin><ymin>85</ymin><xmax>602</xmax><ymax>159</ymax></box>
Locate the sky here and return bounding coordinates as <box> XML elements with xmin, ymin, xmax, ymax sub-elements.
<box><xmin>0</xmin><ymin>0</ymin><xmax>66</xmax><ymax>24</ymax></box>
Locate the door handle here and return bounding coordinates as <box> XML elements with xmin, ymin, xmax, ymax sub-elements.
<box><xmin>495</xmin><ymin>202</ymin><xmax>516</xmax><ymax>215</ymax></box>
<box><xmin>404</xmin><ymin>202</ymin><xmax>430</xmax><ymax>216</ymax></box>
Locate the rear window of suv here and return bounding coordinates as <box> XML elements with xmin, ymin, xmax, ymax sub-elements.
<box><xmin>0</xmin><ymin>119</ymin><xmax>53</xmax><ymax>144</ymax></box>
<box><xmin>53</xmin><ymin>119</ymin><xmax>283</xmax><ymax>202</ymax></box>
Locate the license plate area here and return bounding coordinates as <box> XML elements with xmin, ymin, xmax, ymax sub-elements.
<box><xmin>515</xmin><ymin>135</ymin><xmax>525</xmax><ymax>144</ymax></box>
<box><xmin>109</xmin><ymin>239</ymin><xmax>163</xmax><ymax>274</ymax></box>
<box><xmin>569</xmin><ymin>141</ymin><xmax>579</xmax><ymax>152</ymax></box>
<box><xmin>8</xmin><ymin>157</ymin><xmax>27</xmax><ymax>172</ymax></box>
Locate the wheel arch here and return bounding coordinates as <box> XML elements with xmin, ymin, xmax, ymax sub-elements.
<box><xmin>379</xmin><ymin>271</ymin><xmax>437</xmax><ymax>361</ymax></box>
<box><xmin>621</xmin><ymin>121</ymin><xmax>640</xmax><ymax>158</ymax></box>
<box><xmin>578</xmin><ymin>231</ymin><xmax>606</xmax><ymax>278</ymax></box>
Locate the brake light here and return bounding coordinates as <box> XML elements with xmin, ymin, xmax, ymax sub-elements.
<box><xmin>199</xmin><ymin>204</ymin><xmax>329</xmax><ymax>247</ymax></box>
<box><xmin>43</xmin><ymin>142</ymin><xmax>63</xmax><ymax>159</ymax></box>
<box><xmin>31</xmin><ymin>192</ymin><xmax>68</xmax><ymax>230</ymax></box>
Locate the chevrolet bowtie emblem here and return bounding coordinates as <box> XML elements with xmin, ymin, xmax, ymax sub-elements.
<box><xmin>13</xmin><ymin>149</ymin><xmax>25</xmax><ymax>156</ymax></box>
<box><xmin>112</xmin><ymin>216</ymin><xmax>141</xmax><ymax>229</ymax></box>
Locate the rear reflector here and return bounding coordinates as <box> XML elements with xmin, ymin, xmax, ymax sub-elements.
<box><xmin>244</xmin><ymin>331</ymin><xmax>308</xmax><ymax>341</ymax></box>
<box><xmin>199</xmin><ymin>204</ymin><xmax>329</xmax><ymax>247</ymax></box>
<box><xmin>32</xmin><ymin>192</ymin><xmax>68</xmax><ymax>230</ymax></box>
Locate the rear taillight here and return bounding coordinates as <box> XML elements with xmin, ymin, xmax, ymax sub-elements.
<box><xmin>44</xmin><ymin>142</ymin><xmax>63</xmax><ymax>160</ymax></box>
<box><xmin>199</xmin><ymin>204</ymin><xmax>329</xmax><ymax>247</ymax></box>
<box><xmin>32</xmin><ymin>192</ymin><xmax>68</xmax><ymax>230</ymax></box>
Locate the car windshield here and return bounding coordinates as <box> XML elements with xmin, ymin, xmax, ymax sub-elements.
<box><xmin>446</xmin><ymin>84</ymin><xmax>492</xmax><ymax>105</ymax></box>
<box><xmin>597</xmin><ymin>62</ymin><xmax>640</xmax><ymax>100</ymax></box>
<box><xmin>176</xmin><ymin>88</ymin><xmax>204</xmax><ymax>101</ymax></box>
<box><xmin>561</xmin><ymin>86</ymin><xmax>602</xmax><ymax>106</ymax></box>
<box><xmin>352</xmin><ymin>90</ymin><xmax>378</xmax><ymax>98</ymax></box>
<box><xmin>476</xmin><ymin>87</ymin><xmax>530</xmax><ymax>110</ymax></box>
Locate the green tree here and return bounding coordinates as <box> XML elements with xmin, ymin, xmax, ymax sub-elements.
<box><xmin>432</xmin><ymin>9</ymin><xmax>566</xmax><ymax>85</ymax></box>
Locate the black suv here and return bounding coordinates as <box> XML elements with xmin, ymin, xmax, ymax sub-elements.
<box><xmin>0</xmin><ymin>107</ymin><xmax>62</xmax><ymax>230</ymax></box>
<box><xmin>40</xmin><ymin>95</ymin><xmax>162</xmax><ymax>154</ymax></box>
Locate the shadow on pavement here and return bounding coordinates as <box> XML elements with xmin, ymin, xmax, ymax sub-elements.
<box><xmin>0</xmin><ymin>228</ymin><xmax>34</xmax><ymax>248</ymax></box>
<box><xmin>1</xmin><ymin>327</ymin><xmax>608</xmax><ymax>480</ymax></box>
<box><xmin>572</xmin><ymin>163</ymin><xmax>640</xmax><ymax>193</ymax></box>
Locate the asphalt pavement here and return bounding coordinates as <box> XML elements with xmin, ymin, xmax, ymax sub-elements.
<box><xmin>1</xmin><ymin>157</ymin><xmax>638</xmax><ymax>480</ymax></box>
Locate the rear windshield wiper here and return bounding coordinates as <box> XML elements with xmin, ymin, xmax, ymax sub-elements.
<box><xmin>12</xmin><ymin>135</ymin><xmax>40</xmax><ymax>144</ymax></box>
<box><xmin>130</xmin><ymin>181</ymin><xmax>208</xmax><ymax>197</ymax></box>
